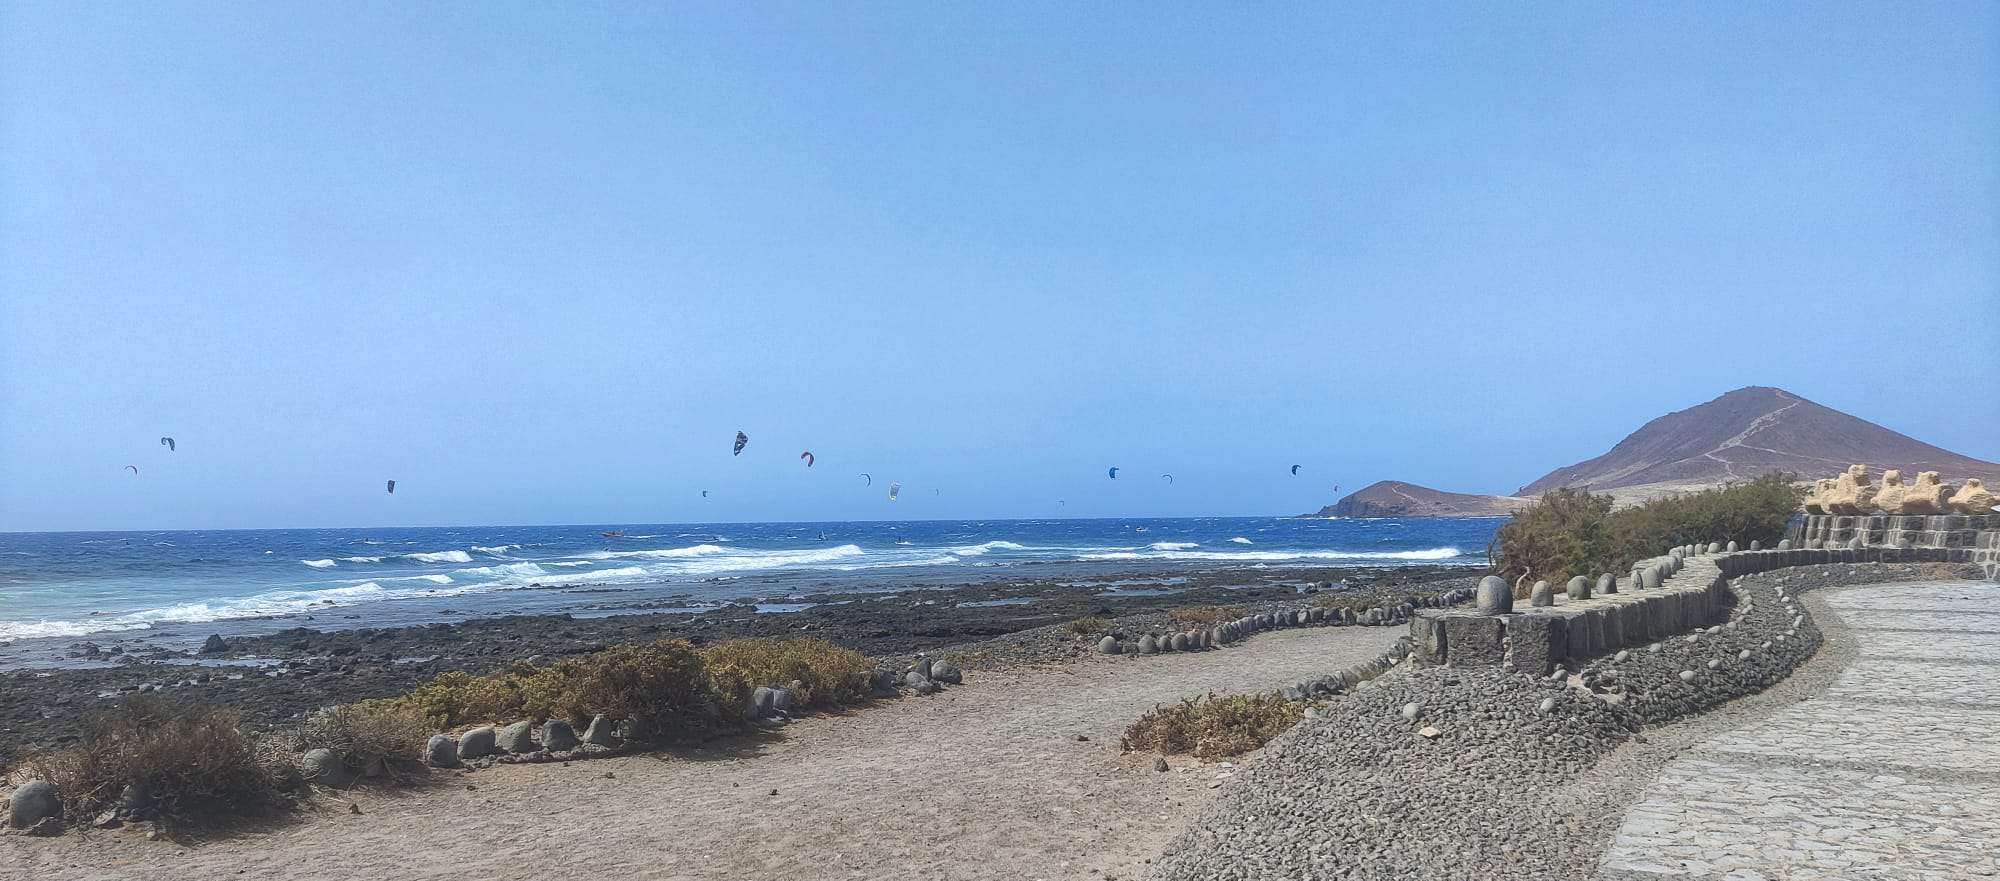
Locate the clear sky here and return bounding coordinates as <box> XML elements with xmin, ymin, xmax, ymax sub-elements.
<box><xmin>2</xmin><ymin>3</ymin><xmax>1995</xmax><ymax>532</ymax></box>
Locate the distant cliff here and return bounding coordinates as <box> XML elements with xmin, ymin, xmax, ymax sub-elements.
<box><xmin>1308</xmin><ymin>481</ymin><xmax>1528</xmax><ymax>518</ymax></box>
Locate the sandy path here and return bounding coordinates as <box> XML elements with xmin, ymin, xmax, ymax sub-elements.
<box><xmin>6</xmin><ymin>625</ymin><xmax>1400</xmax><ymax>881</ymax></box>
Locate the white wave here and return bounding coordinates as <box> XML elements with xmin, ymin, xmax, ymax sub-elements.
<box><xmin>544</xmin><ymin>560</ymin><xmax>593</xmax><ymax>568</ymax></box>
<box><xmin>1149</xmin><ymin>542</ymin><xmax>1200</xmax><ymax>551</ymax></box>
<box><xmin>404</xmin><ymin>550</ymin><xmax>473</xmax><ymax>564</ymax></box>
<box><xmin>1078</xmin><ymin>546</ymin><xmax>1466</xmax><ymax>563</ymax></box>
<box><xmin>0</xmin><ymin>580</ymin><xmax>455</xmax><ymax>641</ymax></box>
<box><xmin>584</xmin><ymin>544</ymin><xmax>730</xmax><ymax>561</ymax></box>
<box><xmin>529</xmin><ymin>566</ymin><xmax>649</xmax><ymax>586</ymax></box>
<box><xmin>340</xmin><ymin>556</ymin><xmax>384</xmax><ymax>563</ymax></box>
<box><xmin>301</xmin><ymin>559</ymin><xmax>337</xmax><ymax>569</ymax></box>
<box><xmin>453</xmin><ymin>562</ymin><xmax>549</xmax><ymax>580</ymax></box>
<box><xmin>1228</xmin><ymin>537</ymin><xmax>1253</xmax><ymax>545</ymax></box>
<box><xmin>471</xmin><ymin>545</ymin><xmax>519</xmax><ymax>555</ymax></box>
<box><xmin>949</xmin><ymin>540</ymin><xmax>1027</xmax><ymax>557</ymax></box>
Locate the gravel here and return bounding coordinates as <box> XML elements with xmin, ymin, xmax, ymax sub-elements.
<box><xmin>1148</xmin><ymin>561</ymin><xmax>1964</xmax><ymax>881</ymax></box>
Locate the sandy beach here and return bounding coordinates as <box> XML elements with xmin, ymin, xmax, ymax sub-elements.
<box><xmin>2</xmin><ymin>622</ymin><xmax>1403</xmax><ymax>881</ymax></box>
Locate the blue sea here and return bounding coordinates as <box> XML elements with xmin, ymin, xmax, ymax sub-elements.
<box><xmin>0</xmin><ymin>517</ymin><xmax>1498</xmax><ymax>664</ymax></box>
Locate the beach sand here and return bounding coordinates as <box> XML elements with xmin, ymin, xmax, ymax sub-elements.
<box><xmin>3</xmin><ymin>623</ymin><xmax>1402</xmax><ymax>880</ymax></box>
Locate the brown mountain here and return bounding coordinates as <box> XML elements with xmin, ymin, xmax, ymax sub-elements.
<box><xmin>1518</xmin><ymin>386</ymin><xmax>2000</xmax><ymax>498</ymax></box>
<box><xmin>1310</xmin><ymin>481</ymin><xmax>1528</xmax><ymax>518</ymax></box>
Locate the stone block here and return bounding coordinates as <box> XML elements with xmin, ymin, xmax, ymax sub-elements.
<box><xmin>1442</xmin><ymin>615</ymin><xmax>1506</xmax><ymax>668</ymax></box>
<box><xmin>1507</xmin><ymin>613</ymin><xmax>1566</xmax><ymax>676</ymax></box>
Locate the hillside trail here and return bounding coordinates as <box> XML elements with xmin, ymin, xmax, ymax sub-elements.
<box><xmin>5</xmin><ymin>625</ymin><xmax>1401</xmax><ymax>881</ymax></box>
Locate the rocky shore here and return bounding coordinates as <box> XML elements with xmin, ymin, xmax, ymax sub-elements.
<box><xmin>0</xmin><ymin>564</ymin><xmax>1472</xmax><ymax>763</ymax></box>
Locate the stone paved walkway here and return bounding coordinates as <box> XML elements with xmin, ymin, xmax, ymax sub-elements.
<box><xmin>1600</xmin><ymin>581</ymin><xmax>2000</xmax><ymax>881</ymax></box>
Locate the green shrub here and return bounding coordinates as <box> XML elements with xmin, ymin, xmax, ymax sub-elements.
<box><xmin>1121</xmin><ymin>693</ymin><xmax>1306</xmax><ymax>759</ymax></box>
<box><xmin>292</xmin><ymin>700</ymin><xmax>432</xmax><ymax>776</ymax></box>
<box><xmin>1489</xmin><ymin>487</ymin><xmax>1614</xmax><ymax>590</ymax></box>
<box><xmin>1167</xmin><ymin>605</ymin><xmax>1243</xmax><ymax>626</ymax></box>
<box><xmin>1493</xmin><ymin>474</ymin><xmax>1803</xmax><ymax>585</ymax></box>
<box><xmin>1065</xmin><ymin>616</ymin><xmax>1110</xmax><ymax>636</ymax></box>
<box><xmin>703</xmin><ymin>637</ymin><xmax>872</xmax><ymax>719</ymax></box>
<box><xmin>26</xmin><ymin>695</ymin><xmax>289</xmax><ymax>829</ymax></box>
<box><xmin>1604</xmin><ymin>474</ymin><xmax>1802</xmax><ymax>568</ymax></box>
<box><xmin>394</xmin><ymin>670</ymin><xmax>527</xmax><ymax>729</ymax></box>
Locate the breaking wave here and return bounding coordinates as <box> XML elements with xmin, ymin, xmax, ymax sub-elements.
<box><xmin>1078</xmin><ymin>546</ymin><xmax>1466</xmax><ymax>563</ymax></box>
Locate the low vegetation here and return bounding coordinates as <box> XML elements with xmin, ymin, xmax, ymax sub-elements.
<box><xmin>26</xmin><ymin>696</ymin><xmax>292</xmax><ymax>829</ymax></box>
<box><xmin>1167</xmin><ymin>605</ymin><xmax>1243</xmax><ymax>626</ymax></box>
<box><xmin>1492</xmin><ymin>474</ymin><xmax>1804</xmax><ymax>586</ymax></box>
<box><xmin>703</xmin><ymin>637</ymin><xmax>873</xmax><ymax>719</ymax></box>
<box><xmin>1065</xmin><ymin>616</ymin><xmax>1110</xmax><ymax>636</ymax></box>
<box><xmin>293</xmin><ymin>700</ymin><xmax>441</xmax><ymax>779</ymax></box>
<box><xmin>385</xmin><ymin>636</ymin><xmax>870</xmax><ymax>737</ymax></box>
<box><xmin>1312</xmin><ymin>594</ymin><xmax>1389</xmax><ymax>614</ymax></box>
<box><xmin>20</xmin><ymin>635</ymin><xmax>883</xmax><ymax>830</ymax></box>
<box><xmin>1121</xmin><ymin>693</ymin><xmax>1308</xmax><ymax>759</ymax></box>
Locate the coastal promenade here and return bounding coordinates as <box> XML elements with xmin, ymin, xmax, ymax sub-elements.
<box><xmin>1600</xmin><ymin>580</ymin><xmax>2000</xmax><ymax>880</ymax></box>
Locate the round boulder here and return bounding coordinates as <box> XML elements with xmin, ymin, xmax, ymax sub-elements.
<box><xmin>1726</xmin><ymin>540</ymin><xmax>1739</xmax><ymax>552</ymax></box>
<box><xmin>930</xmin><ymin>660</ymin><xmax>963</xmax><ymax>684</ymax></box>
<box><xmin>750</xmin><ymin>686</ymin><xmax>778</xmax><ymax>718</ymax></box>
<box><xmin>583</xmin><ymin>714</ymin><xmax>618</xmax><ymax>746</ymax></box>
<box><xmin>1098</xmin><ymin>636</ymin><xmax>1121</xmax><ymax>655</ymax></box>
<box><xmin>1475</xmin><ymin>575</ymin><xmax>1513</xmax><ymax>615</ymax></box>
<box><xmin>301</xmin><ymin>748</ymin><xmax>352</xmax><ymax>787</ymax></box>
<box><xmin>425</xmin><ymin>733</ymin><xmax>458</xmax><ymax>767</ymax></box>
<box><xmin>458</xmin><ymin>725</ymin><xmax>497</xmax><ymax>759</ymax></box>
<box><xmin>903</xmin><ymin>670</ymin><xmax>930</xmax><ymax>688</ymax></box>
<box><xmin>496</xmin><ymin>720</ymin><xmax>537</xmax><ymax>754</ymax></box>
<box><xmin>1566</xmin><ymin>576</ymin><xmax>1591</xmax><ymax>601</ymax></box>
<box><xmin>1528</xmin><ymin>581</ymin><xmax>1554</xmax><ymax>608</ymax></box>
<box><xmin>1138</xmin><ymin>635</ymin><xmax>1158</xmax><ymax>654</ymax></box>
<box><xmin>8</xmin><ymin>780</ymin><xmax>60</xmax><ymax>829</ymax></box>
<box><xmin>541</xmin><ymin>719</ymin><xmax>579</xmax><ymax>752</ymax></box>
<box><xmin>1595</xmin><ymin>573</ymin><xmax>1615</xmax><ymax>595</ymax></box>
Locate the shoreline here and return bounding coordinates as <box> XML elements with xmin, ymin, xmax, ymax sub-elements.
<box><xmin>0</xmin><ymin>563</ymin><xmax>1475</xmax><ymax>762</ymax></box>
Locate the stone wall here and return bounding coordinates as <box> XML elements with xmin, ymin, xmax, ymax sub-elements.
<box><xmin>1409</xmin><ymin>542</ymin><xmax>1978</xmax><ymax>675</ymax></box>
<box><xmin>1788</xmin><ymin>513</ymin><xmax>1998</xmax><ymax>577</ymax></box>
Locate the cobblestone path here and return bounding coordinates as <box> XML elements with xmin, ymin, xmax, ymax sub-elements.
<box><xmin>1600</xmin><ymin>580</ymin><xmax>2000</xmax><ymax>881</ymax></box>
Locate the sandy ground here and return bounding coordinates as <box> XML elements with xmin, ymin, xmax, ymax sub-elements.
<box><xmin>4</xmin><ymin>625</ymin><xmax>1401</xmax><ymax>881</ymax></box>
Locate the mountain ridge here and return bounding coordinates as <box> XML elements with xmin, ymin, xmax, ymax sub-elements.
<box><xmin>1307</xmin><ymin>386</ymin><xmax>2000</xmax><ymax>517</ymax></box>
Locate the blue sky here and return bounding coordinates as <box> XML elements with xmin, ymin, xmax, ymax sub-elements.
<box><xmin>3</xmin><ymin>3</ymin><xmax>1995</xmax><ymax>531</ymax></box>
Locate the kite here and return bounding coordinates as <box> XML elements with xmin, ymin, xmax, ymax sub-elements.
<box><xmin>159</xmin><ymin>437</ymin><xmax>175</xmax><ymax>452</ymax></box>
<box><xmin>888</xmin><ymin>482</ymin><xmax>901</xmax><ymax>501</ymax></box>
<box><xmin>386</xmin><ymin>480</ymin><xmax>396</xmax><ymax>494</ymax></box>
<box><xmin>1107</xmin><ymin>467</ymin><xmax>1120</xmax><ymax>479</ymax></box>
<box><xmin>126</xmin><ymin>465</ymin><xmax>138</xmax><ymax>475</ymax></box>
<box><xmin>1290</xmin><ymin>464</ymin><xmax>1301</xmax><ymax>476</ymax></box>
<box><xmin>800</xmin><ymin>451</ymin><xmax>814</xmax><ymax>467</ymax></box>
<box><xmin>733</xmin><ymin>432</ymin><xmax>748</xmax><ymax>456</ymax></box>
<box><xmin>859</xmin><ymin>473</ymin><xmax>872</xmax><ymax>486</ymax></box>
<box><xmin>1161</xmin><ymin>473</ymin><xmax>1173</xmax><ymax>484</ymax></box>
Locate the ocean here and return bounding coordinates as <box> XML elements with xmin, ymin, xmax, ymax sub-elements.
<box><xmin>0</xmin><ymin>517</ymin><xmax>1498</xmax><ymax>663</ymax></box>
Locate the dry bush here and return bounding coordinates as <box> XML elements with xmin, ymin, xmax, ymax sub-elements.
<box><xmin>1121</xmin><ymin>693</ymin><xmax>1306</xmax><ymax>759</ymax></box>
<box><xmin>26</xmin><ymin>695</ymin><xmax>289</xmax><ymax>828</ymax></box>
<box><xmin>1167</xmin><ymin>605</ymin><xmax>1243</xmax><ymax>626</ymax></box>
<box><xmin>392</xmin><ymin>670</ymin><xmax>527</xmax><ymax>729</ymax></box>
<box><xmin>1065</xmin><ymin>616</ymin><xmax>1110</xmax><ymax>636</ymax></box>
<box><xmin>383</xmin><ymin>637</ymin><xmax>870</xmax><ymax>741</ymax></box>
<box><xmin>292</xmin><ymin>700</ymin><xmax>432</xmax><ymax>776</ymax></box>
<box><xmin>703</xmin><ymin>637</ymin><xmax>872</xmax><ymax>719</ymax></box>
